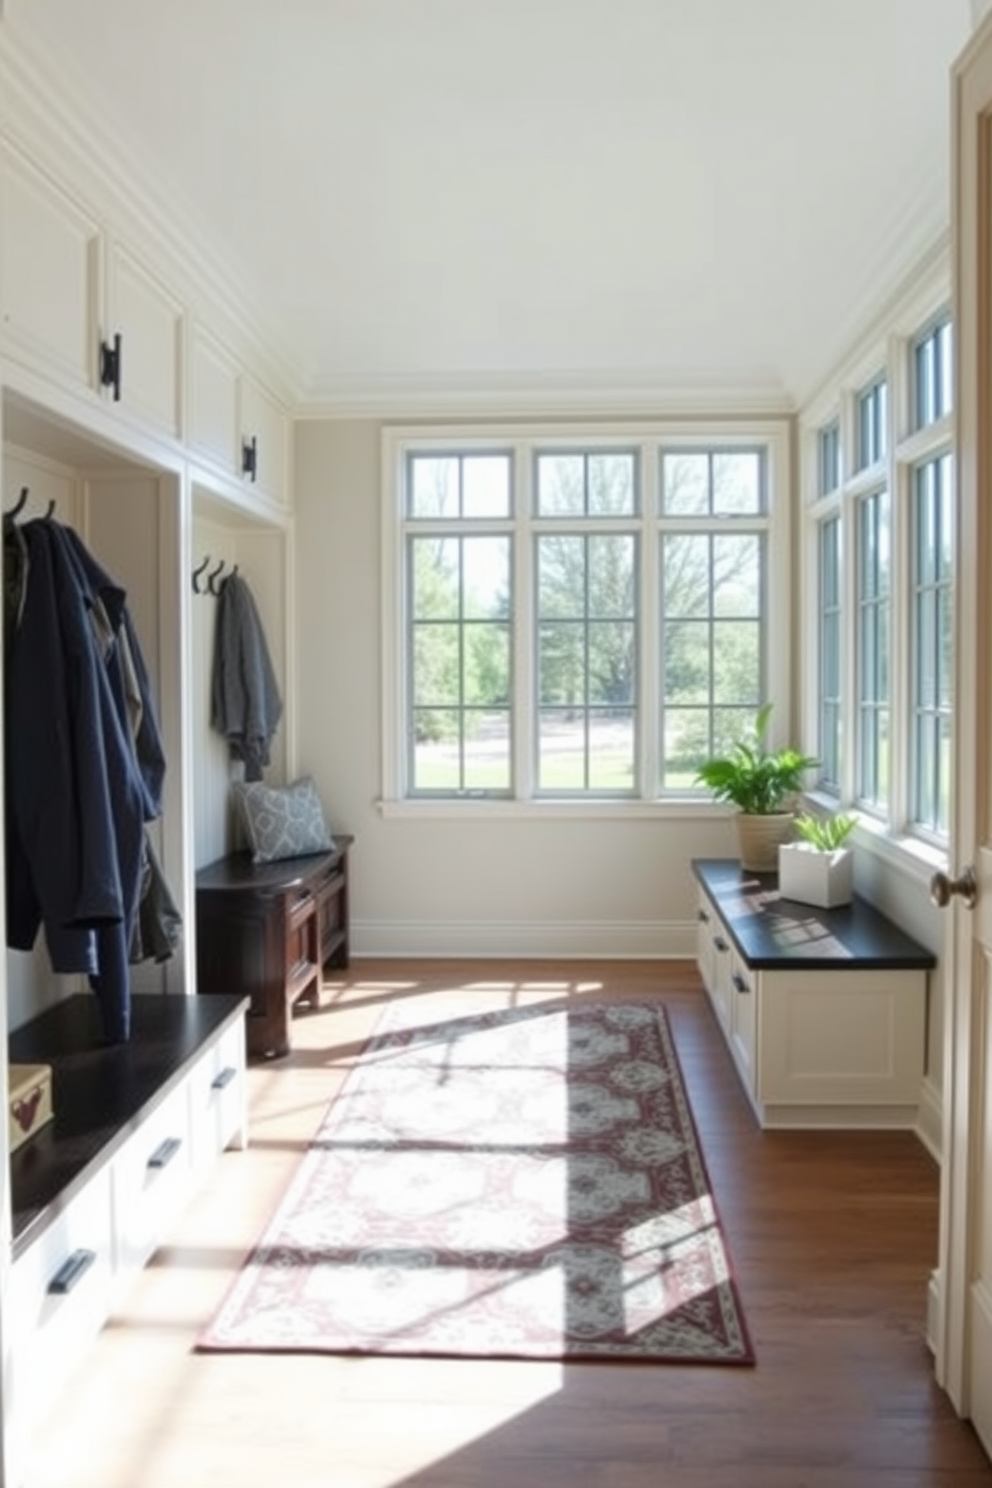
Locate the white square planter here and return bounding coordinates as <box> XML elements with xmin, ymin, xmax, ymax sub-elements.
<box><xmin>778</xmin><ymin>843</ymin><xmax>853</xmax><ymax>908</ymax></box>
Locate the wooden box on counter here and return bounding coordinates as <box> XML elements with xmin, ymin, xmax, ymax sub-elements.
<box><xmin>195</xmin><ymin>837</ymin><xmax>352</xmax><ymax>1060</ymax></box>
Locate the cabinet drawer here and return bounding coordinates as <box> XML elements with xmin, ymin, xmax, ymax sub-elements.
<box><xmin>187</xmin><ymin>1016</ymin><xmax>247</xmax><ymax>1169</ymax></box>
<box><xmin>111</xmin><ymin>1084</ymin><xmax>193</xmax><ymax>1278</ymax></box>
<box><xmin>9</xmin><ymin>1168</ymin><xmax>114</xmax><ymax>1437</ymax></box>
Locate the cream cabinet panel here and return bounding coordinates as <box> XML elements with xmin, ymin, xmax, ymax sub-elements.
<box><xmin>111</xmin><ymin>1083</ymin><xmax>194</xmax><ymax>1279</ymax></box>
<box><xmin>104</xmin><ymin>241</ymin><xmax>184</xmax><ymax>438</ymax></box>
<box><xmin>189</xmin><ymin>323</ymin><xmax>239</xmax><ymax>471</ymax></box>
<box><xmin>0</xmin><ymin>142</ymin><xmax>99</xmax><ymax>392</ymax></box>
<box><xmin>728</xmin><ymin>949</ymin><xmax>757</xmax><ymax>1094</ymax></box>
<box><xmin>186</xmin><ymin>1015</ymin><xmax>248</xmax><ymax>1171</ymax></box>
<box><xmin>760</xmin><ymin>968</ymin><xmax>927</xmax><ymax>1108</ymax></box>
<box><xmin>8</xmin><ymin>1168</ymin><xmax>114</xmax><ymax>1443</ymax></box>
<box><xmin>240</xmin><ymin>371</ymin><xmax>289</xmax><ymax>507</ymax></box>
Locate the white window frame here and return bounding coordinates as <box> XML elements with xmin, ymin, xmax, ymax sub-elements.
<box><xmin>381</xmin><ymin>419</ymin><xmax>792</xmax><ymax>817</ymax></box>
<box><xmin>800</xmin><ymin>254</ymin><xmax>954</xmax><ymax>872</ymax></box>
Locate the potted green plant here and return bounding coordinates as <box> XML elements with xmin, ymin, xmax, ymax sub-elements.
<box><xmin>695</xmin><ymin>703</ymin><xmax>819</xmax><ymax>872</ymax></box>
<box><xmin>778</xmin><ymin>810</ymin><xmax>857</xmax><ymax>908</ymax></box>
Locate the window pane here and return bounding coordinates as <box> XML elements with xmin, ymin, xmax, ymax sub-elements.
<box><xmin>462</xmin><ymin>455</ymin><xmax>511</xmax><ymax>518</ymax></box>
<box><xmin>712</xmin><ymin>620</ymin><xmax>761</xmax><ymax>704</ymax></box>
<box><xmin>664</xmin><ymin>621</ymin><xmax>711</xmax><ymax>705</ymax></box>
<box><xmin>663</xmin><ymin>534</ymin><xmax>711</xmax><ymax>617</ymax></box>
<box><xmin>588</xmin><ymin>534</ymin><xmax>636</xmax><ymax>617</ymax></box>
<box><xmin>661</xmin><ymin>453</ymin><xmax>709</xmax><ymax>515</ymax></box>
<box><xmin>818</xmin><ymin>422</ymin><xmax>840</xmax><ymax>496</ymax></box>
<box><xmin>412</xmin><ymin>709</ymin><xmax>462</xmax><ymax>790</ymax></box>
<box><xmin>712</xmin><ymin>452</ymin><xmax>762</xmax><ymax>514</ymax></box>
<box><xmin>538</xmin><ymin>711</ymin><xmax>586</xmax><ymax>790</ymax></box>
<box><xmin>411</xmin><ymin>536</ymin><xmax>459</xmax><ymax>619</ymax></box>
<box><xmin>589</xmin><ymin>713</ymin><xmax>635</xmax><ymax>790</ymax></box>
<box><xmin>463</xmin><ymin>711</ymin><xmax>510</xmax><ymax>790</ymax></box>
<box><xmin>536</xmin><ymin>454</ymin><xmax>584</xmax><ymax>516</ymax></box>
<box><xmin>588</xmin><ymin>453</ymin><xmax>636</xmax><ymax>516</ymax></box>
<box><xmin>462</xmin><ymin>537</ymin><xmax>510</xmax><ymax>619</ymax></box>
<box><xmin>409</xmin><ymin>455</ymin><xmax>458</xmax><ymax>517</ymax></box>
<box><xmin>713</xmin><ymin>534</ymin><xmax>761</xmax><ymax>617</ymax></box>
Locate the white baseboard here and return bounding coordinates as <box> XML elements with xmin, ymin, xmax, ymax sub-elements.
<box><xmin>351</xmin><ymin>918</ymin><xmax>697</xmax><ymax>959</ymax></box>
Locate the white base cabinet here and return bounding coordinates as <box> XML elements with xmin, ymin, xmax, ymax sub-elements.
<box><xmin>6</xmin><ymin>992</ymin><xmax>249</xmax><ymax>1461</ymax></box>
<box><xmin>694</xmin><ymin>860</ymin><xmax>933</xmax><ymax>1129</ymax></box>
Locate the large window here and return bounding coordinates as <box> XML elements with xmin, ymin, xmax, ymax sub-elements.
<box><xmin>804</xmin><ymin>288</ymin><xmax>954</xmax><ymax>853</ymax></box>
<box><xmin>386</xmin><ymin>425</ymin><xmax>788</xmax><ymax>806</ymax></box>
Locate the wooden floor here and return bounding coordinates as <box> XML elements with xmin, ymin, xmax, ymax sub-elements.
<box><xmin>21</xmin><ymin>960</ymin><xmax>992</xmax><ymax>1488</ymax></box>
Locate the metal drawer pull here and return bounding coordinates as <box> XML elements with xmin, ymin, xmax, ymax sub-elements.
<box><xmin>48</xmin><ymin>1248</ymin><xmax>96</xmax><ymax>1295</ymax></box>
<box><xmin>732</xmin><ymin>973</ymin><xmax>751</xmax><ymax>994</ymax></box>
<box><xmin>148</xmin><ymin>1136</ymin><xmax>182</xmax><ymax>1169</ymax></box>
<box><xmin>714</xmin><ymin>936</ymin><xmax>730</xmax><ymax>953</ymax></box>
<box><xmin>211</xmin><ymin>1066</ymin><xmax>237</xmax><ymax>1091</ymax></box>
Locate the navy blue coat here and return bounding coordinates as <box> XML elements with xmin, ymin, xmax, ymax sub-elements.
<box><xmin>4</xmin><ymin>518</ymin><xmax>167</xmax><ymax>1042</ymax></box>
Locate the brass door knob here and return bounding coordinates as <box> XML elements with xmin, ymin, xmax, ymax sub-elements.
<box><xmin>929</xmin><ymin>866</ymin><xmax>978</xmax><ymax>910</ymax></box>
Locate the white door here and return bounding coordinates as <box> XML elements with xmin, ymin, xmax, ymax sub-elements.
<box><xmin>938</xmin><ymin>17</ymin><xmax>992</xmax><ymax>1455</ymax></box>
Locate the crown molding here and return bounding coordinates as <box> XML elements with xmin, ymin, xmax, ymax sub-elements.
<box><xmin>295</xmin><ymin>367</ymin><xmax>796</xmax><ymax>423</ymax></box>
<box><xmin>0</xmin><ymin>17</ymin><xmax>306</xmax><ymax>404</ymax></box>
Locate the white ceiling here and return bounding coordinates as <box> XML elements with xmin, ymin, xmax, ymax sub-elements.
<box><xmin>1</xmin><ymin>0</ymin><xmax>978</xmax><ymax>412</ymax></box>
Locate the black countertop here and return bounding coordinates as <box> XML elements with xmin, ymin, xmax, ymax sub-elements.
<box><xmin>8</xmin><ymin>991</ymin><xmax>248</xmax><ymax>1257</ymax></box>
<box><xmin>692</xmin><ymin>858</ymin><xmax>936</xmax><ymax>971</ymax></box>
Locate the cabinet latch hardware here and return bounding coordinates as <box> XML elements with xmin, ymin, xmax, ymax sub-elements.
<box><xmin>99</xmin><ymin>332</ymin><xmax>122</xmax><ymax>401</ymax></box>
<box><xmin>148</xmin><ymin>1135</ymin><xmax>182</xmax><ymax>1169</ymax></box>
<box><xmin>242</xmin><ymin>435</ymin><xmax>258</xmax><ymax>481</ymax></box>
<box><xmin>48</xmin><ymin>1248</ymin><xmax>97</xmax><ymax>1295</ymax></box>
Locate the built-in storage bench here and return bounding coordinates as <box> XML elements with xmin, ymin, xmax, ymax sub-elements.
<box><xmin>195</xmin><ymin>839</ymin><xmax>353</xmax><ymax>1060</ymax></box>
<box><xmin>692</xmin><ymin>858</ymin><xmax>936</xmax><ymax>1129</ymax></box>
<box><xmin>6</xmin><ymin>991</ymin><xmax>249</xmax><ymax>1450</ymax></box>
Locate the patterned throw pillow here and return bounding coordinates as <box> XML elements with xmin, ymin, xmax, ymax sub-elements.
<box><xmin>234</xmin><ymin>777</ymin><xmax>335</xmax><ymax>863</ymax></box>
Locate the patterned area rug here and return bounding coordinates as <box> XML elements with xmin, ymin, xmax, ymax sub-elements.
<box><xmin>197</xmin><ymin>1001</ymin><xmax>754</xmax><ymax>1363</ymax></box>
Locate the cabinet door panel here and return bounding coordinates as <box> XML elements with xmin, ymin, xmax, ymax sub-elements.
<box><xmin>0</xmin><ymin>142</ymin><xmax>99</xmax><ymax>390</ymax></box>
<box><xmin>9</xmin><ymin>1168</ymin><xmax>114</xmax><ymax>1440</ymax></box>
<box><xmin>106</xmin><ymin>242</ymin><xmax>184</xmax><ymax>437</ymax></box>
<box><xmin>189</xmin><ymin>324</ymin><xmax>239</xmax><ymax>471</ymax></box>
<box><xmin>239</xmin><ymin>373</ymin><xmax>288</xmax><ymax>506</ymax></box>
<box><xmin>111</xmin><ymin>1084</ymin><xmax>194</xmax><ymax>1278</ymax></box>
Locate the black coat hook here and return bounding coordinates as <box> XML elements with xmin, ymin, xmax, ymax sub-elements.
<box><xmin>4</xmin><ymin>486</ymin><xmax>30</xmax><ymax>523</ymax></box>
<box><xmin>192</xmin><ymin>555</ymin><xmax>211</xmax><ymax>594</ymax></box>
<box><xmin>44</xmin><ymin>499</ymin><xmax>57</xmax><ymax>519</ymax></box>
<box><xmin>207</xmin><ymin>558</ymin><xmax>227</xmax><ymax>596</ymax></box>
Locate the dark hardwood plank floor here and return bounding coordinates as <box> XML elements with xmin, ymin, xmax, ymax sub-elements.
<box><xmin>21</xmin><ymin>959</ymin><xmax>992</xmax><ymax>1488</ymax></box>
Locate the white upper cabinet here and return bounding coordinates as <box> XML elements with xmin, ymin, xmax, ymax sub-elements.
<box><xmin>0</xmin><ymin>140</ymin><xmax>100</xmax><ymax>392</ymax></box>
<box><xmin>0</xmin><ymin>139</ymin><xmax>185</xmax><ymax>446</ymax></box>
<box><xmin>188</xmin><ymin>322</ymin><xmax>240</xmax><ymax>471</ymax></box>
<box><xmin>102</xmin><ymin>240</ymin><xmax>184</xmax><ymax>440</ymax></box>
<box><xmin>239</xmin><ymin>370</ymin><xmax>289</xmax><ymax>508</ymax></box>
<box><xmin>189</xmin><ymin>321</ymin><xmax>290</xmax><ymax>509</ymax></box>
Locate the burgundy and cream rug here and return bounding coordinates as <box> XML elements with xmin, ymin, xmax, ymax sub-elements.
<box><xmin>197</xmin><ymin>1000</ymin><xmax>754</xmax><ymax>1363</ymax></box>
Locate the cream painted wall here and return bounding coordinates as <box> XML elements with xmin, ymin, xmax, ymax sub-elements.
<box><xmin>292</xmin><ymin>418</ymin><xmax>735</xmax><ymax>960</ymax></box>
